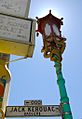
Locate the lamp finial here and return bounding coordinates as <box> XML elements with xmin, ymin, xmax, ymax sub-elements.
<box><xmin>49</xmin><ymin>10</ymin><xmax>51</xmax><ymax>14</ymax></box>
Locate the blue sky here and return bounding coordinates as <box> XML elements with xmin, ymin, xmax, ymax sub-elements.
<box><xmin>8</xmin><ymin>0</ymin><xmax>82</xmax><ymax>119</ymax></box>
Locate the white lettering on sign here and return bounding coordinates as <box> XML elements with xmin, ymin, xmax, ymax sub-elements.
<box><xmin>24</xmin><ymin>100</ymin><xmax>42</xmax><ymax>106</ymax></box>
<box><xmin>0</xmin><ymin>0</ymin><xmax>31</xmax><ymax>17</ymax></box>
<box><xmin>0</xmin><ymin>14</ymin><xmax>34</xmax><ymax>44</ymax></box>
<box><xmin>5</xmin><ymin>105</ymin><xmax>61</xmax><ymax>117</ymax></box>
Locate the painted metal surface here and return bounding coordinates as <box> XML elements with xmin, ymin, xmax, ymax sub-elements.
<box><xmin>0</xmin><ymin>0</ymin><xmax>31</xmax><ymax>18</ymax></box>
<box><xmin>5</xmin><ymin>105</ymin><xmax>61</xmax><ymax>117</ymax></box>
<box><xmin>55</xmin><ymin>62</ymin><xmax>73</xmax><ymax>119</ymax></box>
<box><xmin>0</xmin><ymin>53</ymin><xmax>11</xmax><ymax>118</ymax></box>
<box><xmin>0</xmin><ymin>14</ymin><xmax>36</xmax><ymax>57</ymax></box>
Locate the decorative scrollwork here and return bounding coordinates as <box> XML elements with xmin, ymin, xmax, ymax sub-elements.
<box><xmin>41</xmin><ymin>36</ymin><xmax>66</xmax><ymax>62</ymax></box>
<box><xmin>0</xmin><ymin>108</ymin><xmax>5</xmax><ymax>119</ymax></box>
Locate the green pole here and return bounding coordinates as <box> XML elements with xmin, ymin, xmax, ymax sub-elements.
<box><xmin>54</xmin><ymin>61</ymin><xmax>73</xmax><ymax>119</ymax></box>
<box><xmin>41</xmin><ymin>43</ymin><xmax>73</xmax><ymax>119</ymax></box>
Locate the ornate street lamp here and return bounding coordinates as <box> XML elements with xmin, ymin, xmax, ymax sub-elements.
<box><xmin>36</xmin><ymin>10</ymin><xmax>73</xmax><ymax>119</ymax></box>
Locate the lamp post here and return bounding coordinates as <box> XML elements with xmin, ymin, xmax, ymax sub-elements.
<box><xmin>36</xmin><ymin>10</ymin><xmax>73</xmax><ymax>119</ymax></box>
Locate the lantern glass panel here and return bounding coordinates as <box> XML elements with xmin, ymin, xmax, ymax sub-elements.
<box><xmin>45</xmin><ymin>23</ymin><xmax>51</xmax><ymax>36</ymax></box>
<box><xmin>52</xmin><ymin>24</ymin><xmax>60</xmax><ymax>36</ymax></box>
